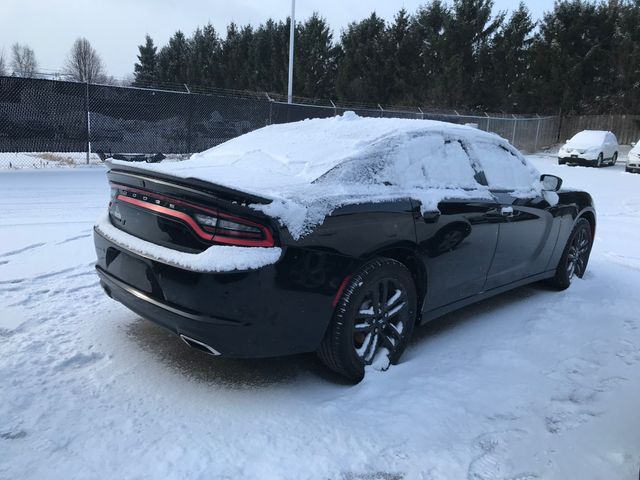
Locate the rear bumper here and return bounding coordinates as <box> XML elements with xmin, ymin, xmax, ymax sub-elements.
<box><xmin>94</xmin><ymin>228</ymin><xmax>353</xmax><ymax>358</ymax></box>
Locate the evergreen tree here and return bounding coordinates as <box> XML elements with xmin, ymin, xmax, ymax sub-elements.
<box><xmin>532</xmin><ymin>1</ymin><xmax>612</xmax><ymax>114</ymax></box>
<box><xmin>188</xmin><ymin>24</ymin><xmax>222</xmax><ymax>87</ymax></box>
<box><xmin>133</xmin><ymin>35</ymin><xmax>158</xmax><ymax>85</ymax></box>
<box><xmin>384</xmin><ymin>9</ymin><xmax>419</xmax><ymax>105</ymax></box>
<box><xmin>220</xmin><ymin>23</ymin><xmax>254</xmax><ymax>90</ymax></box>
<box><xmin>157</xmin><ymin>31</ymin><xmax>190</xmax><ymax>84</ymax></box>
<box><xmin>252</xmin><ymin>19</ymin><xmax>289</xmax><ymax>93</ymax></box>
<box><xmin>132</xmin><ymin>2</ymin><xmax>640</xmax><ymax>115</ymax></box>
<box><xmin>412</xmin><ymin>1</ymin><xmax>454</xmax><ymax>107</ymax></box>
<box><xmin>294</xmin><ymin>13</ymin><xmax>338</xmax><ymax>99</ymax></box>
<box><xmin>615</xmin><ymin>0</ymin><xmax>640</xmax><ymax>112</ymax></box>
<box><xmin>336</xmin><ymin>13</ymin><xmax>390</xmax><ymax>103</ymax></box>
<box><xmin>490</xmin><ymin>3</ymin><xmax>535</xmax><ymax>111</ymax></box>
<box><xmin>449</xmin><ymin>0</ymin><xmax>504</xmax><ymax>109</ymax></box>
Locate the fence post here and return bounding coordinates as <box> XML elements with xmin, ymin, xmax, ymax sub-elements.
<box><xmin>418</xmin><ymin>107</ymin><xmax>424</xmax><ymax>120</ymax></box>
<box><xmin>485</xmin><ymin>112</ymin><xmax>490</xmax><ymax>132</ymax></box>
<box><xmin>511</xmin><ymin>115</ymin><xmax>517</xmax><ymax>145</ymax></box>
<box><xmin>186</xmin><ymin>92</ymin><xmax>192</xmax><ymax>154</ymax></box>
<box><xmin>330</xmin><ymin>99</ymin><xmax>337</xmax><ymax>117</ymax></box>
<box><xmin>85</xmin><ymin>80</ymin><xmax>91</xmax><ymax>165</ymax></box>
<box><xmin>534</xmin><ymin>116</ymin><xmax>541</xmax><ymax>152</ymax></box>
<box><xmin>378</xmin><ymin>104</ymin><xmax>384</xmax><ymax>118</ymax></box>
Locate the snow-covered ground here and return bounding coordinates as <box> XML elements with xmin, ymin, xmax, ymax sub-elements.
<box><xmin>1</xmin><ymin>153</ymin><xmax>639</xmax><ymax>479</ymax></box>
<box><xmin>0</xmin><ymin>152</ymin><xmax>189</xmax><ymax>169</ymax></box>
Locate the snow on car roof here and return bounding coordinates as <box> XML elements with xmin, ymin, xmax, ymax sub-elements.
<box><xmin>123</xmin><ymin>112</ymin><xmax>504</xmax><ymax>193</ymax></box>
<box><xmin>568</xmin><ymin>130</ymin><xmax>608</xmax><ymax>144</ymax></box>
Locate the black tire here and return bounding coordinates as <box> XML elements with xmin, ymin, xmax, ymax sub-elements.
<box><xmin>596</xmin><ymin>153</ymin><xmax>604</xmax><ymax>167</ymax></box>
<box><xmin>611</xmin><ymin>152</ymin><xmax>618</xmax><ymax>166</ymax></box>
<box><xmin>546</xmin><ymin>218</ymin><xmax>593</xmax><ymax>291</ymax></box>
<box><xmin>318</xmin><ymin>258</ymin><xmax>417</xmax><ymax>383</ymax></box>
<box><xmin>558</xmin><ymin>158</ymin><xmax>566</xmax><ymax>165</ymax></box>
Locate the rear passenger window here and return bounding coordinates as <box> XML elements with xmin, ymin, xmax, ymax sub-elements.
<box><xmin>469</xmin><ymin>142</ymin><xmax>539</xmax><ymax>192</ymax></box>
<box><xmin>388</xmin><ymin>134</ymin><xmax>483</xmax><ymax>189</ymax></box>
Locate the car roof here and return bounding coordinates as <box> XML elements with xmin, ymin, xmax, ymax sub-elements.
<box><xmin>131</xmin><ymin>112</ymin><xmax>508</xmax><ymax>193</ymax></box>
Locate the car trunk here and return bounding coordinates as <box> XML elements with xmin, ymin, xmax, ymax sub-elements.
<box><xmin>106</xmin><ymin>163</ymin><xmax>278</xmax><ymax>254</ymax></box>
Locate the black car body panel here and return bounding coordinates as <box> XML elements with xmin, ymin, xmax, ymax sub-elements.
<box><xmin>96</xmin><ymin>158</ymin><xmax>596</xmax><ymax>359</ymax></box>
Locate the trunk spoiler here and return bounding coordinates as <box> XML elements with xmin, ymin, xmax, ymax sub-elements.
<box><xmin>106</xmin><ymin>161</ymin><xmax>273</xmax><ymax>206</ymax></box>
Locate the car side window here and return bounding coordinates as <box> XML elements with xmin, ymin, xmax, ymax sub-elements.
<box><xmin>398</xmin><ymin>134</ymin><xmax>484</xmax><ymax>189</ymax></box>
<box><xmin>468</xmin><ymin>141</ymin><xmax>539</xmax><ymax>192</ymax></box>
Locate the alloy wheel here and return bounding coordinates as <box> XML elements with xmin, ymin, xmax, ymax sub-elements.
<box><xmin>566</xmin><ymin>226</ymin><xmax>591</xmax><ymax>279</ymax></box>
<box><xmin>353</xmin><ymin>278</ymin><xmax>409</xmax><ymax>364</ymax></box>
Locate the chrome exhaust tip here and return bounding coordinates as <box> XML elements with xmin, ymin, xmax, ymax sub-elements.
<box><xmin>179</xmin><ymin>334</ymin><xmax>221</xmax><ymax>356</ymax></box>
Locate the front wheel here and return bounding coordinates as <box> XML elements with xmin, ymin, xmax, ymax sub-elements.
<box><xmin>611</xmin><ymin>152</ymin><xmax>618</xmax><ymax>166</ymax></box>
<box><xmin>318</xmin><ymin>258</ymin><xmax>417</xmax><ymax>383</ymax></box>
<box><xmin>546</xmin><ymin>218</ymin><xmax>593</xmax><ymax>291</ymax></box>
<box><xmin>596</xmin><ymin>153</ymin><xmax>604</xmax><ymax>167</ymax></box>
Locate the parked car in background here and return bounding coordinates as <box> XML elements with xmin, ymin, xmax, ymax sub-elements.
<box><xmin>626</xmin><ymin>141</ymin><xmax>640</xmax><ymax>173</ymax></box>
<box><xmin>558</xmin><ymin>130</ymin><xmax>619</xmax><ymax>167</ymax></box>
<box><xmin>94</xmin><ymin>115</ymin><xmax>596</xmax><ymax>382</ymax></box>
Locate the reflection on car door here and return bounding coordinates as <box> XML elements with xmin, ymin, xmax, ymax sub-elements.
<box><xmin>483</xmin><ymin>191</ymin><xmax>561</xmax><ymax>290</ymax></box>
<box><xmin>414</xmin><ymin>197</ymin><xmax>500</xmax><ymax>310</ymax></box>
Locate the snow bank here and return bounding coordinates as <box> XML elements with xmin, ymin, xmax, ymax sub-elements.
<box><xmin>94</xmin><ymin>213</ymin><xmax>282</xmax><ymax>272</ymax></box>
<box><xmin>119</xmin><ymin>113</ymin><xmax>541</xmax><ymax>239</ymax></box>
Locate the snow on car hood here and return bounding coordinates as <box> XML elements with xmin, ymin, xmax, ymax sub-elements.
<box><xmin>117</xmin><ymin>113</ymin><xmax>532</xmax><ymax>238</ymax></box>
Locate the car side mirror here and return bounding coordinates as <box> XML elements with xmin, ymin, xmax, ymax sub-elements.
<box><xmin>540</xmin><ymin>174</ymin><xmax>562</xmax><ymax>192</ymax></box>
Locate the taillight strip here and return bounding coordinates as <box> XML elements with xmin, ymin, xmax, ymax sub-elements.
<box><xmin>111</xmin><ymin>183</ymin><xmax>219</xmax><ymax>215</ymax></box>
<box><xmin>114</xmin><ymin>191</ymin><xmax>276</xmax><ymax>248</ymax></box>
<box><xmin>117</xmin><ymin>195</ymin><xmax>214</xmax><ymax>241</ymax></box>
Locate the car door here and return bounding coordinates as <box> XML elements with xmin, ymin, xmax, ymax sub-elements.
<box><xmin>415</xmin><ymin>197</ymin><xmax>501</xmax><ymax>309</ymax></box>
<box><xmin>469</xmin><ymin>141</ymin><xmax>561</xmax><ymax>289</ymax></box>
<box><xmin>412</xmin><ymin>138</ymin><xmax>500</xmax><ymax>310</ymax></box>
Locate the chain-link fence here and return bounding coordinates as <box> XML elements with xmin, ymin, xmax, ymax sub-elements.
<box><xmin>0</xmin><ymin>75</ymin><xmax>561</xmax><ymax>168</ymax></box>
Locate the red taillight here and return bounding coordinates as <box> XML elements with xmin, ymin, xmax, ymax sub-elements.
<box><xmin>111</xmin><ymin>183</ymin><xmax>275</xmax><ymax>247</ymax></box>
<box><xmin>197</xmin><ymin>210</ymin><xmax>275</xmax><ymax>247</ymax></box>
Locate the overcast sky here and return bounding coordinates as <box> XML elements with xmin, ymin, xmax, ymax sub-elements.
<box><xmin>1</xmin><ymin>1</ymin><xmax>555</xmax><ymax>78</ymax></box>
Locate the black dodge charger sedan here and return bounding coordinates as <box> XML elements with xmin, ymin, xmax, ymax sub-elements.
<box><xmin>94</xmin><ymin>115</ymin><xmax>596</xmax><ymax>382</ymax></box>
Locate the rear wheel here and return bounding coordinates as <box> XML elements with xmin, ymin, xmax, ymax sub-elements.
<box><xmin>318</xmin><ymin>258</ymin><xmax>417</xmax><ymax>383</ymax></box>
<box><xmin>596</xmin><ymin>153</ymin><xmax>604</xmax><ymax>167</ymax></box>
<box><xmin>546</xmin><ymin>218</ymin><xmax>593</xmax><ymax>291</ymax></box>
<box><xmin>611</xmin><ymin>152</ymin><xmax>618</xmax><ymax>166</ymax></box>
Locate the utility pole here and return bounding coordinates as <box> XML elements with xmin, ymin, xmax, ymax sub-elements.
<box><xmin>287</xmin><ymin>0</ymin><xmax>295</xmax><ymax>104</ymax></box>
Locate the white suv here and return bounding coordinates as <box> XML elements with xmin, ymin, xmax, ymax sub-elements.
<box><xmin>627</xmin><ymin>142</ymin><xmax>640</xmax><ymax>173</ymax></box>
<box><xmin>558</xmin><ymin>130</ymin><xmax>619</xmax><ymax>167</ymax></box>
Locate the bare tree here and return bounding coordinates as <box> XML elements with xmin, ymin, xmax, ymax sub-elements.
<box><xmin>11</xmin><ymin>43</ymin><xmax>38</xmax><ymax>77</ymax></box>
<box><xmin>64</xmin><ymin>37</ymin><xmax>105</xmax><ymax>83</ymax></box>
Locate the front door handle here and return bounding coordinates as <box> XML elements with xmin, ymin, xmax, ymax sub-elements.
<box><xmin>500</xmin><ymin>206</ymin><xmax>514</xmax><ymax>217</ymax></box>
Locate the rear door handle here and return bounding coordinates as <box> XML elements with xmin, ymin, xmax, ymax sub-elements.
<box><xmin>422</xmin><ymin>210</ymin><xmax>441</xmax><ymax>223</ymax></box>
